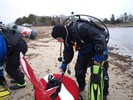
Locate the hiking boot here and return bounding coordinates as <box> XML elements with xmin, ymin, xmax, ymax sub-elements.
<box><xmin>0</xmin><ymin>76</ymin><xmax>7</xmax><ymax>86</ymax></box>
<box><xmin>79</xmin><ymin>87</ymin><xmax>85</xmax><ymax>92</ymax></box>
<box><xmin>9</xmin><ymin>83</ymin><xmax>26</xmax><ymax>90</ymax></box>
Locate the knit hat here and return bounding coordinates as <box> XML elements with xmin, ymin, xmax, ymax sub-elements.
<box><xmin>51</xmin><ymin>25</ymin><xmax>67</xmax><ymax>40</ymax></box>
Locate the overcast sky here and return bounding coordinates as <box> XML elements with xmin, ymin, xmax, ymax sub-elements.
<box><xmin>0</xmin><ymin>0</ymin><xmax>133</xmax><ymax>24</ymax></box>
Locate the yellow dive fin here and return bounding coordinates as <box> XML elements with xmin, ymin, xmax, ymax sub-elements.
<box><xmin>0</xmin><ymin>86</ymin><xmax>10</xmax><ymax>100</ymax></box>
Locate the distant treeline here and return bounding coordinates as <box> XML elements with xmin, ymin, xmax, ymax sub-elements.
<box><xmin>15</xmin><ymin>12</ymin><xmax>133</xmax><ymax>26</ymax></box>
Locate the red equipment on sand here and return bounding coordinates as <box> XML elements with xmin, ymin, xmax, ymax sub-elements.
<box><xmin>19</xmin><ymin>53</ymin><xmax>79</xmax><ymax>100</ymax></box>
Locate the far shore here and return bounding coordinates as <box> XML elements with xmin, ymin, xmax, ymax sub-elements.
<box><xmin>105</xmin><ymin>23</ymin><xmax>133</xmax><ymax>28</ymax></box>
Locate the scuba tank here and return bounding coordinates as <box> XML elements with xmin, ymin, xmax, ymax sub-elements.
<box><xmin>4</xmin><ymin>23</ymin><xmax>37</xmax><ymax>40</ymax></box>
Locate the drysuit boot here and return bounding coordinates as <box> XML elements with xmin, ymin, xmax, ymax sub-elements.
<box><xmin>9</xmin><ymin>82</ymin><xmax>26</xmax><ymax>90</ymax></box>
<box><xmin>10</xmin><ymin>76</ymin><xmax>26</xmax><ymax>84</ymax></box>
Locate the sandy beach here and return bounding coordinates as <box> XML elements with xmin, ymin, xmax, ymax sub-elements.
<box><xmin>4</xmin><ymin>26</ymin><xmax>133</xmax><ymax>100</ymax></box>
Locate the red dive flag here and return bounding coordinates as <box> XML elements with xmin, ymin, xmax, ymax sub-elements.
<box><xmin>19</xmin><ymin>52</ymin><xmax>58</xmax><ymax>98</ymax></box>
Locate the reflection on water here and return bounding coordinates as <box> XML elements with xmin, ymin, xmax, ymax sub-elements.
<box><xmin>108</xmin><ymin>27</ymin><xmax>133</xmax><ymax>58</ymax></box>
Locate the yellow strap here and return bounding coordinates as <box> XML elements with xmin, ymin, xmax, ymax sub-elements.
<box><xmin>101</xmin><ymin>60</ymin><xmax>108</xmax><ymax>66</ymax></box>
<box><xmin>17</xmin><ymin>82</ymin><xmax>26</xmax><ymax>86</ymax></box>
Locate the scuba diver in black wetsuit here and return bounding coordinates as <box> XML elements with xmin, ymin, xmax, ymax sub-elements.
<box><xmin>51</xmin><ymin>15</ymin><xmax>109</xmax><ymax>99</ymax></box>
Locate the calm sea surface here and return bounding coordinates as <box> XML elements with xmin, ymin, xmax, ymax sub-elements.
<box><xmin>108</xmin><ymin>27</ymin><xmax>133</xmax><ymax>59</ymax></box>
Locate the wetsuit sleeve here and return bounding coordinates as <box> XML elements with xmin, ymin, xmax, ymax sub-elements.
<box><xmin>60</xmin><ymin>44</ymin><xmax>74</xmax><ymax>72</ymax></box>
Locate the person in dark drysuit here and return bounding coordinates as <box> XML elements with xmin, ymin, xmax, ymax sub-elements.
<box><xmin>0</xmin><ymin>29</ymin><xmax>27</xmax><ymax>90</ymax></box>
<box><xmin>51</xmin><ymin>19</ymin><xmax>109</xmax><ymax>99</ymax></box>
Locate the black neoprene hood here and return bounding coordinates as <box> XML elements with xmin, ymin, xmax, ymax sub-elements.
<box><xmin>51</xmin><ymin>25</ymin><xmax>67</xmax><ymax>40</ymax></box>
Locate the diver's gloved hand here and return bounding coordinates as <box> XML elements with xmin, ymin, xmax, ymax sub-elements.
<box><xmin>59</xmin><ymin>63</ymin><xmax>67</xmax><ymax>73</ymax></box>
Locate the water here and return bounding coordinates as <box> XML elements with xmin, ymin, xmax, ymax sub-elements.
<box><xmin>108</xmin><ymin>27</ymin><xmax>133</xmax><ymax>59</ymax></box>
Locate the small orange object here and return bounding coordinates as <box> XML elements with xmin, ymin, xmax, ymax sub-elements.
<box><xmin>74</xmin><ymin>42</ymin><xmax>77</xmax><ymax>51</ymax></box>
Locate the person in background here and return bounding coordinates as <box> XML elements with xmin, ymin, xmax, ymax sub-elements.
<box><xmin>51</xmin><ymin>19</ymin><xmax>109</xmax><ymax>100</ymax></box>
<box><xmin>0</xmin><ymin>28</ymin><xmax>27</xmax><ymax>90</ymax></box>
